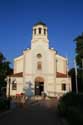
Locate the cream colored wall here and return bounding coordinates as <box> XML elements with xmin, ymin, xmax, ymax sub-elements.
<box><xmin>32</xmin><ymin>45</ymin><xmax>49</xmax><ymax>73</ymax></box>
<box><xmin>31</xmin><ymin>24</ymin><xmax>49</xmax><ymax>49</ymax></box>
<box><xmin>23</xmin><ymin>43</ymin><xmax>49</xmax><ymax>95</ymax></box>
<box><xmin>56</xmin><ymin>78</ymin><xmax>71</xmax><ymax>97</ymax></box>
<box><xmin>16</xmin><ymin>77</ymin><xmax>24</xmax><ymax>94</ymax></box>
<box><xmin>32</xmin><ymin>25</ymin><xmax>48</xmax><ymax>43</ymax></box>
<box><xmin>23</xmin><ymin>49</ymin><xmax>32</xmax><ymax>75</ymax></box>
<box><xmin>45</xmin><ymin>49</ymin><xmax>56</xmax><ymax>97</ymax></box>
<box><xmin>31</xmin><ymin>39</ymin><xmax>49</xmax><ymax>50</ymax></box>
<box><xmin>23</xmin><ymin>45</ymin><xmax>57</xmax><ymax>97</ymax></box>
<box><xmin>23</xmin><ymin>49</ymin><xmax>33</xmax><ymax>90</ymax></box>
<box><xmin>56</xmin><ymin>55</ymin><xmax>67</xmax><ymax>74</ymax></box>
<box><xmin>48</xmin><ymin>49</ymin><xmax>56</xmax><ymax>74</ymax></box>
<box><xmin>14</xmin><ymin>55</ymin><xmax>23</xmax><ymax>74</ymax></box>
<box><xmin>46</xmin><ymin>76</ymin><xmax>56</xmax><ymax>97</ymax></box>
<box><xmin>6</xmin><ymin>77</ymin><xmax>23</xmax><ymax>97</ymax></box>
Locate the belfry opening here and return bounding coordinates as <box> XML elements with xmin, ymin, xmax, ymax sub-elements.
<box><xmin>35</xmin><ymin>77</ymin><xmax>44</xmax><ymax>96</ymax></box>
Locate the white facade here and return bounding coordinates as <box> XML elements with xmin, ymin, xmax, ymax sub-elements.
<box><xmin>6</xmin><ymin>22</ymin><xmax>71</xmax><ymax>98</ymax></box>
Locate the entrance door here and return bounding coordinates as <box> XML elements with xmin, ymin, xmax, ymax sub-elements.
<box><xmin>35</xmin><ymin>77</ymin><xmax>44</xmax><ymax>95</ymax></box>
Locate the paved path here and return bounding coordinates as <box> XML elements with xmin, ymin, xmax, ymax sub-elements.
<box><xmin>0</xmin><ymin>100</ymin><xmax>67</xmax><ymax>125</ymax></box>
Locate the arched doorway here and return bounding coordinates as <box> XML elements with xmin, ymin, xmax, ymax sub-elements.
<box><xmin>35</xmin><ymin>77</ymin><xmax>44</xmax><ymax>95</ymax></box>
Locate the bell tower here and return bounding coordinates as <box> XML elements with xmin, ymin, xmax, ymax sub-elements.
<box><xmin>31</xmin><ymin>22</ymin><xmax>49</xmax><ymax>48</ymax></box>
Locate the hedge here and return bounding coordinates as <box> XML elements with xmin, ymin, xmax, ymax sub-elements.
<box><xmin>57</xmin><ymin>92</ymin><xmax>83</xmax><ymax>125</ymax></box>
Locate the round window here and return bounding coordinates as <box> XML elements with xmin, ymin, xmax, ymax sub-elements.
<box><xmin>37</xmin><ymin>53</ymin><xmax>42</xmax><ymax>58</ymax></box>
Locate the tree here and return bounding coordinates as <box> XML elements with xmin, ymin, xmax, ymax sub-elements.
<box><xmin>0</xmin><ymin>52</ymin><xmax>13</xmax><ymax>95</ymax></box>
<box><xmin>74</xmin><ymin>33</ymin><xmax>83</xmax><ymax>68</ymax></box>
<box><xmin>69</xmin><ymin>33</ymin><xmax>83</xmax><ymax>93</ymax></box>
<box><xmin>69</xmin><ymin>68</ymin><xmax>83</xmax><ymax>92</ymax></box>
<box><xmin>68</xmin><ymin>68</ymin><xmax>76</xmax><ymax>92</ymax></box>
<box><xmin>74</xmin><ymin>33</ymin><xmax>83</xmax><ymax>92</ymax></box>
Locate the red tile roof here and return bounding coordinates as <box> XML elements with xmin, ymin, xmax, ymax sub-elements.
<box><xmin>9</xmin><ymin>72</ymin><xmax>23</xmax><ymax>77</ymax></box>
<box><xmin>9</xmin><ymin>72</ymin><xmax>67</xmax><ymax>78</ymax></box>
<box><xmin>56</xmin><ymin>72</ymin><xmax>67</xmax><ymax>78</ymax></box>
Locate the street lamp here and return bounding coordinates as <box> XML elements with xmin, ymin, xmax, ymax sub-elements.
<box><xmin>82</xmin><ymin>58</ymin><xmax>83</xmax><ymax>85</ymax></box>
<box><xmin>8</xmin><ymin>77</ymin><xmax>11</xmax><ymax>98</ymax></box>
<box><xmin>82</xmin><ymin>58</ymin><xmax>83</xmax><ymax>72</ymax></box>
<box><xmin>74</xmin><ymin>59</ymin><xmax>78</xmax><ymax>94</ymax></box>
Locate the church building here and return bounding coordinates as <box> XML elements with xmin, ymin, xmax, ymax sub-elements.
<box><xmin>6</xmin><ymin>22</ymin><xmax>71</xmax><ymax>98</ymax></box>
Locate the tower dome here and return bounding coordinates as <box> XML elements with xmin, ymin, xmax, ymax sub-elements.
<box><xmin>34</xmin><ymin>21</ymin><xmax>46</xmax><ymax>27</ymax></box>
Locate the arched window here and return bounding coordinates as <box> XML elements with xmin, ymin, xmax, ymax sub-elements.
<box><xmin>34</xmin><ymin>29</ymin><xmax>36</xmax><ymax>34</ymax></box>
<box><xmin>62</xmin><ymin>83</ymin><xmax>66</xmax><ymax>91</ymax></box>
<box><xmin>12</xmin><ymin>80</ymin><xmax>17</xmax><ymax>90</ymax></box>
<box><xmin>39</xmin><ymin>28</ymin><xmax>42</xmax><ymax>34</ymax></box>
<box><xmin>37</xmin><ymin>62</ymin><xmax>42</xmax><ymax>70</ymax></box>
<box><xmin>44</xmin><ymin>29</ymin><xmax>46</xmax><ymax>35</ymax></box>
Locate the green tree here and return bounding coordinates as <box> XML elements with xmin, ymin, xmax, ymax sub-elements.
<box><xmin>68</xmin><ymin>68</ymin><xmax>75</xmax><ymax>92</ymax></box>
<box><xmin>0</xmin><ymin>52</ymin><xmax>13</xmax><ymax>94</ymax></box>
<box><xmin>74</xmin><ymin>33</ymin><xmax>83</xmax><ymax>92</ymax></box>
<box><xmin>68</xmin><ymin>68</ymin><xmax>82</xmax><ymax>92</ymax></box>
<box><xmin>69</xmin><ymin>33</ymin><xmax>83</xmax><ymax>93</ymax></box>
<box><xmin>74</xmin><ymin>33</ymin><xmax>83</xmax><ymax>68</ymax></box>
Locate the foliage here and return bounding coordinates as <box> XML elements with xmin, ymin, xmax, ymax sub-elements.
<box><xmin>57</xmin><ymin>92</ymin><xmax>83</xmax><ymax>125</ymax></box>
<box><xmin>68</xmin><ymin>68</ymin><xmax>75</xmax><ymax>92</ymax></box>
<box><xmin>74</xmin><ymin>33</ymin><xmax>83</xmax><ymax>68</ymax></box>
<box><xmin>0</xmin><ymin>52</ymin><xmax>13</xmax><ymax>94</ymax></box>
<box><xmin>0</xmin><ymin>97</ymin><xmax>10</xmax><ymax>110</ymax></box>
<box><xmin>68</xmin><ymin>68</ymin><xmax>83</xmax><ymax>92</ymax></box>
<box><xmin>75</xmin><ymin>33</ymin><xmax>83</xmax><ymax>91</ymax></box>
<box><xmin>69</xmin><ymin>33</ymin><xmax>83</xmax><ymax>92</ymax></box>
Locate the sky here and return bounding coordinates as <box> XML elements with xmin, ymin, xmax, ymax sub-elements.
<box><xmin>0</xmin><ymin>0</ymin><xmax>83</xmax><ymax>69</ymax></box>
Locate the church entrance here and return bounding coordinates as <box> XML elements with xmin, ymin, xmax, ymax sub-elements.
<box><xmin>35</xmin><ymin>77</ymin><xmax>44</xmax><ymax>96</ymax></box>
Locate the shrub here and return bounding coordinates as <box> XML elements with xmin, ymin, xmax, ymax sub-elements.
<box><xmin>0</xmin><ymin>97</ymin><xmax>10</xmax><ymax>110</ymax></box>
<box><xmin>57</xmin><ymin>92</ymin><xmax>83</xmax><ymax>125</ymax></box>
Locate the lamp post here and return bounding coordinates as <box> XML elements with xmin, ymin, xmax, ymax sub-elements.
<box><xmin>82</xmin><ymin>58</ymin><xmax>83</xmax><ymax>85</ymax></box>
<box><xmin>8</xmin><ymin>77</ymin><xmax>11</xmax><ymax>98</ymax></box>
<box><xmin>66</xmin><ymin>57</ymin><xmax>70</xmax><ymax>91</ymax></box>
<box><xmin>82</xmin><ymin>58</ymin><xmax>83</xmax><ymax>73</ymax></box>
<box><xmin>74</xmin><ymin>59</ymin><xmax>78</xmax><ymax>94</ymax></box>
<box><xmin>82</xmin><ymin>58</ymin><xmax>83</xmax><ymax>70</ymax></box>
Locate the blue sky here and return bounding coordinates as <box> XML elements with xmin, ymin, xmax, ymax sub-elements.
<box><xmin>0</xmin><ymin>0</ymin><xmax>83</xmax><ymax>69</ymax></box>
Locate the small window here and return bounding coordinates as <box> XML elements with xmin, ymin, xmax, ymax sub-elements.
<box><xmin>34</xmin><ymin>29</ymin><xmax>36</xmax><ymax>34</ymax></box>
<box><xmin>62</xmin><ymin>83</ymin><xmax>66</xmax><ymax>91</ymax></box>
<box><xmin>44</xmin><ymin>29</ymin><xmax>46</xmax><ymax>35</ymax></box>
<box><xmin>12</xmin><ymin>80</ymin><xmax>17</xmax><ymax>90</ymax></box>
<box><xmin>39</xmin><ymin>28</ymin><xmax>42</xmax><ymax>34</ymax></box>
<box><xmin>37</xmin><ymin>62</ymin><xmax>42</xmax><ymax>70</ymax></box>
<box><xmin>37</xmin><ymin>53</ymin><xmax>42</xmax><ymax>58</ymax></box>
